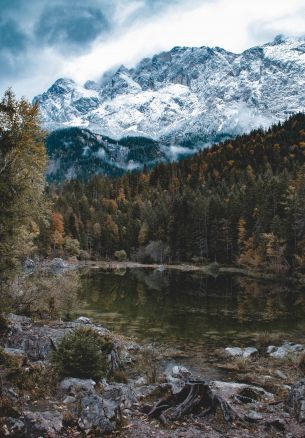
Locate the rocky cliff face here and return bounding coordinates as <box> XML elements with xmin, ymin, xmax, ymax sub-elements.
<box><xmin>35</xmin><ymin>35</ymin><xmax>305</xmax><ymax>144</ymax></box>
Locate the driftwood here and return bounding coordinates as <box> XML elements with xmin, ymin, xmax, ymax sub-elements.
<box><xmin>147</xmin><ymin>380</ymin><xmax>239</xmax><ymax>425</ymax></box>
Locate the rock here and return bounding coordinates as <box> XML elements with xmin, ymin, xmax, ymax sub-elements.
<box><xmin>64</xmin><ymin>382</ymin><xmax>137</xmax><ymax>434</ymax></box>
<box><xmin>212</xmin><ymin>381</ymin><xmax>273</xmax><ymax>401</ymax></box>
<box><xmin>268</xmin><ymin>342</ymin><xmax>304</xmax><ymax>359</ymax></box>
<box><xmin>246</xmin><ymin>411</ymin><xmax>263</xmax><ymax>422</ymax></box>
<box><xmin>171</xmin><ymin>365</ymin><xmax>192</xmax><ymax>380</ymax></box>
<box><xmin>225</xmin><ymin>346</ymin><xmax>258</xmax><ymax>358</ymax></box>
<box><xmin>165</xmin><ymin>365</ymin><xmax>192</xmax><ymax>394</ymax></box>
<box><xmin>6</xmin><ymin>323</ymin><xmax>71</xmax><ymax>361</ymax></box>
<box><xmin>288</xmin><ymin>379</ymin><xmax>305</xmax><ymax>423</ymax></box>
<box><xmin>133</xmin><ymin>384</ymin><xmax>154</xmax><ymax>400</ymax></box>
<box><xmin>23</xmin><ymin>411</ymin><xmax>63</xmax><ymax>437</ymax></box>
<box><xmin>102</xmin><ymin>382</ymin><xmax>137</xmax><ymax>410</ymax></box>
<box><xmin>35</xmin><ymin>37</ymin><xmax>305</xmax><ymax>154</ymax></box>
<box><xmin>274</xmin><ymin>369</ymin><xmax>287</xmax><ymax>380</ymax></box>
<box><xmin>59</xmin><ymin>378</ymin><xmax>96</xmax><ymax>395</ymax></box>
<box><xmin>75</xmin><ymin>316</ymin><xmax>92</xmax><ymax>324</ymax></box>
<box><xmin>5</xmin><ymin>317</ymin><xmax>114</xmax><ymax>365</ymax></box>
<box><xmin>77</xmin><ymin>394</ymin><xmax>117</xmax><ymax>434</ymax></box>
<box><xmin>63</xmin><ymin>396</ymin><xmax>77</xmax><ymax>404</ymax></box>
<box><xmin>225</xmin><ymin>347</ymin><xmax>243</xmax><ymax>357</ymax></box>
<box><xmin>7</xmin><ymin>314</ymin><xmax>32</xmax><ymax>325</ymax></box>
<box><xmin>24</xmin><ymin>259</ymin><xmax>35</xmax><ymax>271</ymax></box>
<box><xmin>134</xmin><ymin>376</ymin><xmax>147</xmax><ymax>386</ymax></box>
<box><xmin>243</xmin><ymin>347</ymin><xmax>258</xmax><ymax>357</ymax></box>
<box><xmin>1</xmin><ymin>417</ymin><xmax>25</xmax><ymax>436</ymax></box>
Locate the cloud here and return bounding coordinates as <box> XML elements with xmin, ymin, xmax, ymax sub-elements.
<box><xmin>0</xmin><ymin>18</ymin><xmax>29</xmax><ymax>76</ymax></box>
<box><xmin>35</xmin><ymin>5</ymin><xmax>110</xmax><ymax>53</ymax></box>
<box><xmin>0</xmin><ymin>18</ymin><xmax>28</xmax><ymax>54</ymax></box>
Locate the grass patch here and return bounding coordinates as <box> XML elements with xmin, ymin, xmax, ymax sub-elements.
<box><xmin>255</xmin><ymin>331</ymin><xmax>283</xmax><ymax>348</ymax></box>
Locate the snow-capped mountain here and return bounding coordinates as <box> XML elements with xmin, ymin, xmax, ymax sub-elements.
<box><xmin>34</xmin><ymin>35</ymin><xmax>305</xmax><ymax>145</ymax></box>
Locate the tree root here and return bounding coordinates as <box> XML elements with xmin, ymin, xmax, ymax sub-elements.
<box><xmin>147</xmin><ymin>380</ymin><xmax>242</xmax><ymax>424</ymax></box>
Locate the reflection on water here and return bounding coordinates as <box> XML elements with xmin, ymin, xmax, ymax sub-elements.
<box><xmin>78</xmin><ymin>268</ymin><xmax>305</xmax><ymax>349</ymax></box>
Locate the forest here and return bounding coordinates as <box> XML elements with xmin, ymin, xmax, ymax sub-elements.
<box><xmin>2</xmin><ymin>89</ymin><xmax>305</xmax><ymax>277</ymax></box>
<box><xmin>42</xmin><ymin>113</ymin><xmax>305</xmax><ymax>275</ymax></box>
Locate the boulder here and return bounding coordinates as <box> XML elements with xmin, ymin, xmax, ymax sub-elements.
<box><xmin>7</xmin><ymin>314</ymin><xmax>31</xmax><ymax>326</ymax></box>
<box><xmin>77</xmin><ymin>394</ymin><xmax>117</xmax><ymax>434</ymax></box>
<box><xmin>243</xmin><ymin>347</ymin><xmax>258</xmax><ymax>357</ymax></box>
<box><xmin>288</xmin><ymin>379</ymin><xmax>305</xmax><ymax>423</ymax></box>
<box><xmin>165</xmin><ymin>365</ymin><xmax>192</xmax><ymax>393</ymax></box>
<box><xmin>267</xmin><ymin>342</ymin><xmax>304</xmax><ymax>359</ymax></box>
<box><xmin>225</xmin><ymin>347</ymin><xmax>243</xmax><ymax>357</ymax></box>
<box><xmin>102</xmin><ymin>382</ymin><xmax>137</xmax><ymax>410</ymax></box>
<box><xmin>61</xmin><ymin>382</ymin><xmax>137</xmax><ymax>434</ymax></box>
<box><xmin>6</xmin><ymin>323</ymin><xmax>71</xmax><ymax>361</ymax></box>
<box><xmin>171</xmin><ymin>365</ymin><xmax>192</xmax><ymax>380</ymax></box>
<box><xmin>59</xmin><ymin>378</ymin><xmax>96</xmax><ymax>395</ymax></box>
<box><xmin>212</xmin><ymin>381</ymin><xmax>273</xmax><ymax>402</ymax></box>
<box><xmin>225</xmin><ymin>347</ymin><xmax>258</xmax><ymax>358</ymax></box>
<box><xmin>23</xmin><ymin>411</ymin><xmax>63</xmax><ymax>437</ymax></box>
<box><xmin>75</xmin><ymin>316</ymin><xmax>92</xmax><ymax>324</ymax></box>
<box><xmin>5</xmin><ymin>318</ymin><xmax>110</xmax><ymax>362</ymax></box>
<box><xmin>246</xmin><ymin>411</ymin><xmax>263</xmax><ymax>422</ymax></box>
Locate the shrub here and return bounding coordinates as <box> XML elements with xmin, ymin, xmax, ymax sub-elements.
<box><xmin>7</xmin><ymin>270</ymin><xmax>80</xmax><ymax>319</ymax></box>
<box><xmin>114</xmin><ymin>250</ymin><xmax>127</xmax><ymax>262</ymax></box>
<box><xmin>255</xmin><ymin>331</ymin><xmax>282</xmax><ymax>348</ymax></box>
<box><xmin>79</xmin><ymin>250</ymin><xmax>90</xmax><ymax>261</ymax></box>
<box><xmin>52</xmin><ymin>327</ymin><xmax>110</xmax><ymax>381</ymax></box>
<box><xmin>64</xmin><ymin>236</ymin><xmax>80</xmax><ymax>257</ymax></box>
<box><xmin>112</xmin><ymin>369</ymin><xmax>128</xmax><ymax>383</ymax></box>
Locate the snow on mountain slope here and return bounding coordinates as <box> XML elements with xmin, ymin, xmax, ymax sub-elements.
<box><xmin>34</xmin><ymin>35</ymin><xmax>305</xmax><ymax>143</ymax></box>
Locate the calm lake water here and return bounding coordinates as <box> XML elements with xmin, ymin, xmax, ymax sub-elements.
<box><xmin>77</xmin><ymin>268</ymin><xmax>305</xmax><ymax>375</ymax></box>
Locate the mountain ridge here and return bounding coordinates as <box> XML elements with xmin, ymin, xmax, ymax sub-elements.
<box><xmin>35</xmin><ymin>35</ymin><xmax>305</xmax><ymax>145</ymax></box>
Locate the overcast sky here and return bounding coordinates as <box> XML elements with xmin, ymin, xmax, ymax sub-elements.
<box><xmin>1</xmin><ymin>0</ymin><xmax>305</xmax><ymax>99</ymax></box>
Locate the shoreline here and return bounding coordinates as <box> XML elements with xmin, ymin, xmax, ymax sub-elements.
<box><xmin>1</xmin><ymin>313</ymin><xmax>305</xmax><ymax>437</ymax></box>
<box><xmin>78</xmin><ymin>260</ymin><xmax>300</xmax><ymax>283</ymax></box>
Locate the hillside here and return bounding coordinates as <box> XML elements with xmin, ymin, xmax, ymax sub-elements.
<box><xmin>45</xmin><ymin>113</ymin><xmax>305</xmax><ymax>275</ymax></box>
<box><xmin>46</xmin><ymin>128</ymin><xmax>168</xmax><ymax>181</ymax></box>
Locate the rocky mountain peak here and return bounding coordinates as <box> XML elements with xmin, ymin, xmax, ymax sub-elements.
<box><xmin>34</xmin><ymin>36</ymin><xmax>305</xmax><ymax>142</ymax></box>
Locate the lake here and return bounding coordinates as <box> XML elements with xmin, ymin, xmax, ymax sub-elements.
<box><xmin>77</xmin><ymin>268</ymin><xmax>305</xmax><ymax>376</ymax></box>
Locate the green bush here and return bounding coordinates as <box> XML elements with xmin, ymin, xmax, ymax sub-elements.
<box><xmin>114</xmin><ymin>250</ymin><xmax>127</xmax><ymax>262</ymax></box>
<box><xmin>79</xmin><ymin>250</ymin><xmax>90</xmax><ymax>261</ymax></box>
<box><xmin>52</xmin><ymin>327</ymin><xmax>111</xmax><ymax>381</ymax></box>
